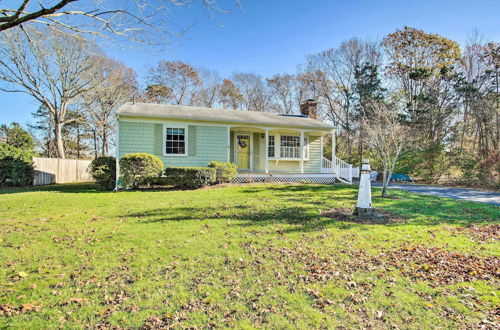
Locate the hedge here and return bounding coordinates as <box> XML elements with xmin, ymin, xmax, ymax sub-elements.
<box><xmin>119</xmin><ymin>153</ymin><xmax>163</xmax><ymax>189</ymax></box>
<box><xmin>89</xmin><ymin>156</ymin><xmax>116</xmax><ymax>190</ymax></box>
<box><xmin>208</xmin><ymin>161</ymin><xmax>237</xmax><ymax>184</ymax></box>
<box><xmin>165</xmin><ymin>167</ymin><xmax>216</xmax><ymax>189</ymax></box>
<box><xmin>0</xmin><ymin>143</ymin><xmax>34</xmax><ymax>187</ymax></box>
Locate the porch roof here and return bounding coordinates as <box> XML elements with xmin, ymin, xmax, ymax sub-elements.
<box><xmin>117</xmin><ymin>103</ymin><xmax>335</xmax><ymax>130</ymax></box>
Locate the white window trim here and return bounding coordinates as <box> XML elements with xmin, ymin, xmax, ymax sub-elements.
<box><xmin>163</xmin><ymin>124</ymin><xmax>188</xmax><ymax>157</ymax></box>
<box><xmin>267</xmin><ymin>134</ymin><xmax>309</xmax><ymax>161</ymax></box>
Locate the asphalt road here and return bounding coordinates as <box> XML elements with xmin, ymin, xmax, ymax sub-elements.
<box><xmin>371</xmin><ymin>182</ymin><xmax>500</xmax><ymax>206</ymax></box>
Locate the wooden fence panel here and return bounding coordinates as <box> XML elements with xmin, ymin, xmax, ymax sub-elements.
<box><xmin>32</xmin><ymin>157</ymin><xmax>93</xmax><ymax>185</ymax></box>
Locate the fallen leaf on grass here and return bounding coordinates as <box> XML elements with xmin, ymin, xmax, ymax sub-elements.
<box><xmin>0</xmin><ymin>302</ymin><xmax>40</xmax><ymax>316</ymax></box>
<box><xmin>21</xmin><ymin>303</ymin><xmax>40</xmax><ymax>312</ymax></box>
<box><xmin>378</xmin><ymin>246</ymin><xmax>499</xmax><ymax>286</ymax></box>
<box><xmin>451</xmin><ymin>224</ymin><xmax>499</xmax><ymax>243</ymax></box>
<box><xmin>62</xmin><ymin>297</ymin><xmax>88</xmax><ymax>307</ymax></box>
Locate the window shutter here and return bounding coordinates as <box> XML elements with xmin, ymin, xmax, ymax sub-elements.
<box><xmin>188</xmin><ymin>125</ymin><xmax>196</xmax><ymax>156</ymax></box>
<box><xmin>154</xmin><ymin>124</ymin><xmax>163</xmax><ymax>155</ymax></box>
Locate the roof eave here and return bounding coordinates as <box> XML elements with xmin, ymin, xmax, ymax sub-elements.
<box><xmin>117</xmin><ymin>112</ymin><xmax>336</xmax><ymax>131</ymax></box>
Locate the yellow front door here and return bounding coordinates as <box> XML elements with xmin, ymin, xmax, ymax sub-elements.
<box><xmin>237</xmin><ymin>135</ymin><xmax>250</xmax><ymax>169</ymax></box>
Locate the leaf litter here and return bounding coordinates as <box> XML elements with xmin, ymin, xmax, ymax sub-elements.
<box><xmin>450</xmin><ymin>224</ymin><xmax>499</xmax><ymax>243</ymax></box>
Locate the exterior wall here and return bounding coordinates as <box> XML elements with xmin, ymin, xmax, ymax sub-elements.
<box><xmin>266</xmin><ymin>135</ymin><xmax>322</xmax><ymax>173</ymax></box>
<box><xmin>118</xmin><ymin>118</ymin><xmax>326</xmax><ymax>173</ymax></box>
<box><xmin>231</xmin><ymin>132</ymin><xmax>323</xmax><ymax>173</ymax></box>
<box><xmin>119</xmin><ymin>120</ymin><xmax>228</xmax><ymax>167</ymax></box>
<box><xmin>252</xmin><ymin>133</ymin><xmax>262</xmax><ymax>171</ymax></box>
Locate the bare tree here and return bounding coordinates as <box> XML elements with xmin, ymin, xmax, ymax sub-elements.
<box><xmin>191</xmin><ymin>67</ymin><xmax>222</xmax><ymax>108</ymax></box>
<box><xmin>0</xmin><ymin>0</ymin><xmax>239</xmax><ymax>44</ymax></box>
<box><xmin>266</xmin><ymin>73</ymin><xmax>300</xmax><ymax>114</ymax></box>
<box><xmin>0</xmin><ymin>27</ymin><xmax>102</xmax><ymax>158</ymax></box>
<box><xmin>232</xmin><ymin>72</ymin><xmax>269</xmax><ymax>112</ymax></box>
<box><xmin>303</xmin><ymin>38</ymin><xmax>382</xmax><ymax>159</ymax></box>
<box><xmin>84</xmin><ymin>58</ymin><xmax>138</xmax><ymax>156</ymax></box>
<box><xmin>362</xmin><ymin>102</ymin><xmax>411</xmax><ymax>197</ymax></box>
<box><xmin>146</xmin><ymin>60</ymin><xmax>200</xmax><ymax>105</ymax></box>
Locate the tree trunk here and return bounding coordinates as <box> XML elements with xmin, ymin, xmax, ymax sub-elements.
<box><xmin>381</xmin><ymin>166</ymin><xmax>389</xmax><ymax>198</ymax></box>
<box><xmin>76</xmin><ymin>124</ymin><xmax>81</xmax><ymax>159</ymax></box>
<box><xmin>93</xmin><ymin>129</ymin><xmax>98</xmax><ymax>158</ymax></box>
<box><xmin>102</xmin><ymin>128</ymin><xmax>107</xmax><ymax>156</ymax></box>
<box><xmin>54</xmin><ymin>122</ymin><xmax>65</xmax><ymax>159</ymax></box>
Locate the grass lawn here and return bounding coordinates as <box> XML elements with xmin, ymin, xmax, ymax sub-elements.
<box><xmin>0</xmin><ymin>183</ymin><xmax>498</xmax><ymax>328</ymax></box>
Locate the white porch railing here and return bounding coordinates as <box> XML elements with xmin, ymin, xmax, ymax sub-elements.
<box><xmin>280</xmin><ymin>146</ymin><xmax>300</xmax><ymax>158</ymax></box>
<box><xmin>321</xmin><ymin>157</ymin><xmax>353</xmax><ymax>184</ymax></box>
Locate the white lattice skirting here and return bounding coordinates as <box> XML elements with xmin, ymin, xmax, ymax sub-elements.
<box><xmin>232</xmin><ymin>174</ymin><xmax>336</xmax><ymax>184</ymax></box>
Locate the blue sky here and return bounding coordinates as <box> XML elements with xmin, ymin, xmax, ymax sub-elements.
<box><xmin>1</xmin><ymin>0</ymin><xmax>499</xmax><ymax>125</ymax></box>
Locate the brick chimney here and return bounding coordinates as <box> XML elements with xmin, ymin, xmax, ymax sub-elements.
<box><xmin>300</xmin><ymin>99</ymin><xmax>317</xmax><ymax>119</ymax></box>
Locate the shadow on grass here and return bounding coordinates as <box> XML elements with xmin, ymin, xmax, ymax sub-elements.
<box><xmin>125</xmin><ymin>184</ymin><xmax>498</xmax><ymax>233</ymax></box>
<box><xmin>0</xmin><ymin>182</ymin><xmax>105</xmax><ymax>195</ymax></box>
<box><xmin>0</xmin><ymin>183</ymin><xmax>184</xmax><ymax>195</ymax></box>
<box><xmin>3</xmin><ymin>182</ymin><xmax>497</xmax><ymax>233</ymax></box>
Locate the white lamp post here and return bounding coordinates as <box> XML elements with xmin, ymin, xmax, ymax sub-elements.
<box><xmin>353</xmin><ymin>158</ymin><xmax>374</xmax><ymax>217</ymax></box>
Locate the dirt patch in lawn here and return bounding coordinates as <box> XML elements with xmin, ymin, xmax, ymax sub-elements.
<box><xmin>321</xmin><ymin>208</ymin><xmax>407</xmax><ymax>225</ymax></box>
<box><xmin>451</xmin><ymin>224</ymin><xmax>499</xmax><ymax>243</ymax></box>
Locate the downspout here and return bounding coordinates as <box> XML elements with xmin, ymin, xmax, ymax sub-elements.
<box><xmin>114</xmin><ymin>117</ymin><xmax>120</xmax><ymax>191</ymax></box>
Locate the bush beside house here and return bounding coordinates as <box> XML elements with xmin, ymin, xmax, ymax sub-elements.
<box><xmin>208</xmin><ymin>161</ymin><xmax>237</xmax><ymax>183</ymax></box>
<box><xmin>165</xmin><ymin>167</ymin><xmax>216</xmax><ymax>189</ymax></box>
<box><xmin>120</xmin><ymin>153</ymin><xmax>163</xmax><ymax>189</ymax></box>
<box><xmin>89</xmin><ymin>156</ymin><xmax>116</xmax><ymax>190</ymax></box>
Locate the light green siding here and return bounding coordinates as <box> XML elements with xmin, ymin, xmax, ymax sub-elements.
<box><xmin>119</xmin><ymin>121</ymin><xmax>156</xmax><ymax>155</ymax></box>
<box><xmin>305</xmin><ymin>135</ymin><xmax>322</xmax><ymax>172</ymax></box>
<box><xmin>266</xmin><ymin>135</ymin><xmax>322</xmax><ymax>173</ymax></box>
<box><xmin>119</xmin><ymin>120</ymin><xmax>324</xmax><ymax>173</ymax></box>
<box><xmin>119</xmin><ymin>121</ymin><xmax>229</xmax><ymax>168</ymax></box>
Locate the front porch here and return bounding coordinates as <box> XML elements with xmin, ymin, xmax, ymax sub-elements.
<box><xmin>228</xmin><ymin>125</ymin><xmax>353</xmax><ymax>184</ymax></box>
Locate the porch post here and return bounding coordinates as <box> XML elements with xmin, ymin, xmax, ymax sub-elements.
<box><xmin>300</xmin><ymin>131</ymin><xmax>304</xmax><ymax>174</ymax></box>
<box><xmin>331</xmin><ymin>129</ymin><xmax>336</xmax><ymax>162</ymax></box>
<box><xmin>264</xmin><ymin>129</ymin><xmax>269</xmax><ymax>173</ymax></box>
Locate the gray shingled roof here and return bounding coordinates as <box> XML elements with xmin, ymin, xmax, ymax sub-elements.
<box><xmin>117</xmin><ymin>103</ymin><xmax>335</xmax><ymax>130</ymax></box>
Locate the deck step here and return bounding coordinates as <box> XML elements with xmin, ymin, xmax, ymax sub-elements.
<box><xmin>336</xmin><ymin>176</ymin><xmax>352</xmax><ymax>184</ymax></box>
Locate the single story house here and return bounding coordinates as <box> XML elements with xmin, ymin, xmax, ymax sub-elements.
<box><xmin>116</xmin><ymin>100</ymin><xmax>353</xmax><ymax>184</ymax></box>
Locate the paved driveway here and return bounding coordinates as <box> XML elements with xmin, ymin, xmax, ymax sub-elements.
<box><xmin>371</xmin><ymin>182</ymin><xmax>500</xmax><ymax>206</ymax></box>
